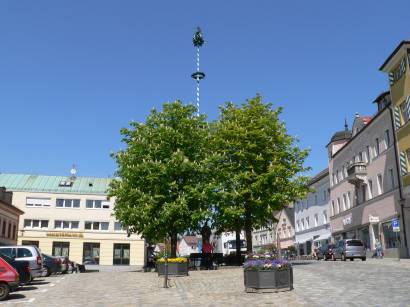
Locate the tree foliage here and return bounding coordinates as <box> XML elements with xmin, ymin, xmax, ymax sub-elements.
<box><xmin>109</xmin><ymin>101</ymin><xmax>211</xmax><ymax>257</ymax></box>
<box><xmin>210</xmin><ymin>95</ymin><xmax>310</xmax><ymax>251</ymax></box>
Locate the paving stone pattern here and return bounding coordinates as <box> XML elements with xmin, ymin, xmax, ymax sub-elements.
<box><xmin>3</xmin><ymin>259</ymin><xmax>410</xmax><ymax>306</ymax></box>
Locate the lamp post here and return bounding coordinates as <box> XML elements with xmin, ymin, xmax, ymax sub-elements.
<box><xmin>163</xmin><ymin>252</ymin><xmax>169</xmax><ymax>288</ymax></box>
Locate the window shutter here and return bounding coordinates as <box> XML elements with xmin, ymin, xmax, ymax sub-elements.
<box><xmin>400</xmin><ymin>151</ymin><xmax>408</xmax><ymax>176</ymax></box>
<box><xmin>394</xmin><ymin>106</ymin><xmax>401</xmax><ymax>130</ymax></box>
<box><xmin>406</xmin><ymin>95</ymin><xmax>410</xmax><ymax>121</ymax></box>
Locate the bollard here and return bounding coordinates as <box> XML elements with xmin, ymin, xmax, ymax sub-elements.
<box><xmin>163</xmin><ymin>255</ymin><xmax>168</xmax><ymax>288</ymax></box>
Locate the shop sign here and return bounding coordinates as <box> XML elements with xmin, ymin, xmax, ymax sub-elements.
<box><xmin>392</xmin><ymin>219</ymin><xmax>400</xmax><ymax>232</ymax></box>
<box><xmin>369</xmin><ymin>215</ymin><xmax>379</xmax><ymax>223</ymax></box>
<box><xmin>46</xmin><ymin>232</ymin><xmax>84</xmax><ymax>238</ymax></box>
<box><xmin>342</xmin><ymin>217</ymin><xmax>352</xmax><ymax>226</ymax></box>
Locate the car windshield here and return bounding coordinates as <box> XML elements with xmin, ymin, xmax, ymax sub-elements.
<box><xmin>346</xmin><ymin>240</ymin><xmax>363</xmax><ymax>246</ymax></box>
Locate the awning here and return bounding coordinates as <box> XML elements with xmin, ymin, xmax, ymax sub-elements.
<box><xmin>313</xmin><ymin>234</ymin><xmax>331</xmax><ymax>242</ymax></box>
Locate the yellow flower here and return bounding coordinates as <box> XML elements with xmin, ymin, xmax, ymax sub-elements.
<box><xmin>157</xmin><ymin>257</ymin><xmax>188</xmax><ymax>263</ymax></box>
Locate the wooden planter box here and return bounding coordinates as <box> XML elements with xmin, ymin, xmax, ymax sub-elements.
<box><xmin>157</xmin><ymin>262</ymin><xmax>189</xmax><ymax>276</ymax></box>
<box><xmin>244</xmin><ymin>267</ymin><xmax>293</xmax><ymax>291</ymax></box>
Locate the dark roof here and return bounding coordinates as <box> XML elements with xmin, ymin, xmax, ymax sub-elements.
<box><xmin>379</xmin><ymin>40</ymin><xmax>410</xmax><ymax>71</ymax></box>
<box><xmin>330</xmin><ymin>130</ymin><xmax>352</xmax><ymax>143</ymax></box>
<box><xmin>182</xmin><ymin>236</ymin><xmax>198</xmax><ymax>246</ymax></box>
<box><xmin>373</xmin><ymin>91</ymin><xmax>390</xmax><ymax>103</ymax></box>
<box><xmin>308</xmin><ymin>168</ymin><xmax>329</xmax><ymax>186</ymax></box>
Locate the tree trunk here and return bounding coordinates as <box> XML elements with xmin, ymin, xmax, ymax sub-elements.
<box><xmin>235</xmin><ymin>228</ymin><xmax>242</xmax><ymax>266</ymax></box>
<box><xmin>245</xmin><ymin>210</ymin><xmax>253</xmax><ymax>253</ymax></box>
<box><xmin>170</xmin><ymin>233</ymin><xmax>178</xmax><ymax>258</ymax></box>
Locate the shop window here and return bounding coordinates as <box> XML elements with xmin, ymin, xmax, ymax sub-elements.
<box><xmin>382</xmin><ymin>221</ymin><xmax>401</xmax><ymax>249</ymax></box>
<box><xmin>53</xmin><ymin>242</ymin><xmax>70</xmax><ymax>257</ymax></box>
<box><xmin>83</xmin><ymin>243</ymin><xmax>100</xmax><ymax>264</ymax></box>
<box><xmin>113</xmin><ymin>244</ymin><xmax>130</xmax><ymax>265</ymax></box>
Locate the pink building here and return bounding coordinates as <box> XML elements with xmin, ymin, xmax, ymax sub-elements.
<box><xmin>327</xmin><ymin>92</ymin><xmax>409</xmax><ymax>258</ymax></box>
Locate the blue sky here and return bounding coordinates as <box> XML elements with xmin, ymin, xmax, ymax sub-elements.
<box><xmin>1</xmin><ymin>1</ymin><xmax>409</xmax><ymax>178</ymax></box>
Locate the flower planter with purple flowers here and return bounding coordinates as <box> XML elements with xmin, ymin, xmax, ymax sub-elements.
<box><xmin>243</xmin><ymin>258</ymin><xmax>293</xmax><ymax>291</ymax></box>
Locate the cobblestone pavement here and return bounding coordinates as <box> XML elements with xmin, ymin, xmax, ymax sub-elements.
<box><xmin>2</xmin><ymin>259</ymin><xmax>410</xmax><ymax>306</ymax></box>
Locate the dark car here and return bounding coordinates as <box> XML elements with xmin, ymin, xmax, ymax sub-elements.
<box><xmin>0</xmin><ymin>254</ymin><xmax>31</xmax><ymax>285</ymax></box>
<box><xmin>42</xmin><ymin>254</ymin><xmax>62</xmax><ymax>276</ymax></box>
<box><xmin>323</xmin><ymin>244</ymin><xmax>337</xmax><ymax>261</ymax></box>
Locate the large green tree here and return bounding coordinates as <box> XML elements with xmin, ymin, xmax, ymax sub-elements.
<box><xmin>109</xmin><ymin>101</ymin><xmax>211</xmax><ymax>257</ymax></box>
<box><xmin>211</xmin><ymin>95</ymin><xmax>310</xmax><ymax>253</ymax></box>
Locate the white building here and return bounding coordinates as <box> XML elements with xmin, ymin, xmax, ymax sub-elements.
<box><xmin>294</xmin><ymin>169</ymin><xmax>330</xmax><ymax>256</ymax></box>
<box><xmin>177</xmin><ymin>236</ymin><xmax>198</xmax><ymax>256</ymax></box>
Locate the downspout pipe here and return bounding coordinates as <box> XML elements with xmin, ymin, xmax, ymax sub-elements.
<box><xmin>388</xmin><ymin>103</ymin><xmax>408</xmax><ymax>258</ymax></box>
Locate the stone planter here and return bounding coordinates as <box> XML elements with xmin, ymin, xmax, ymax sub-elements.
<box><xmin>244</xmin><ymin>267</ymin><xmax>293</xmax><ymax>291</ymax></box>
<box><xmin>157</xmin><ymin>262</ymin><xmax>189</xmax><ymax>276</ymax></box>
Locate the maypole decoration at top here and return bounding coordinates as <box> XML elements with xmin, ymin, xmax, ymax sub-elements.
<box><xmin>191</xmin><ymin>27</ymin><xmax>205</xmax><ymax>114</ymax></box>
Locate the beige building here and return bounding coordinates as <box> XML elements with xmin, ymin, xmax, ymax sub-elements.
<box><xmin>0</xmin><ymin>187</ymin><xmax>24</xmax><ymax>246</ymax></box>
<box><xmin>0</xmin><ymin>173</ymin><xmax>145</xmax><ymax>267</ymax></box>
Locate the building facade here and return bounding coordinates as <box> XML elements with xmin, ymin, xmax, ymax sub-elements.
<box><xmin>0</xmin><ymin>173</ymin><xmax>146</xmax><ymax>267</ymax></box>
<box><xmin>177</xmin><ymin>236</ymin><xmax>198</xmax><ymax>256</ymax></box>
<box><xmin>274</xmin><ymin>207</ymin><xmax>295</xmax><ymax>254</ymax></box>
<box><xmin>327</xmin><ymin>93</ymin><xmax>408</xmax><ymax>257</ymax></box>
<box><xmin>252</xmin><ymin>221</ymin><xmax>276</xmax><ymax>252</ymax></box>
<box><xmin>0</xmin><ymin>188</ymin><xmax>24</xmax><ymax>246</ymax></box>
<box><xmin>294</xmin><ymin>169</ymin><xmax>330</xmax><ymax>256</ymax></box>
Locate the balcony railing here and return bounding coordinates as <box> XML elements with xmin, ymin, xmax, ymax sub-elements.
<box><xmin>347</xmin><ymin>162</ymin><xmax>367</xmax><ymax>186</ymax></box>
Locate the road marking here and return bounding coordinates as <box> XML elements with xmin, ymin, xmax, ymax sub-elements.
<box><xmin>49</xmin><ymin>283</ymin><xmax>55</xmax><ymax>287</ymax></box>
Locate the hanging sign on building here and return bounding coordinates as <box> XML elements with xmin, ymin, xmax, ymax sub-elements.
<box><xmin>369</xmin><ymin>215</ymin><xmax>380</xmax><ymax>223</ymax></box>
<box><xmin>392</xmin><ymin>219</ymin><xmax>400</xmax><ymax>232</ymax></box>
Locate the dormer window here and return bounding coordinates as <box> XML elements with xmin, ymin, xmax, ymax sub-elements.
<box><xmin>59</xmin><ymin>180</ymin><xmax>73</xmax><ymax>187</ymax></box>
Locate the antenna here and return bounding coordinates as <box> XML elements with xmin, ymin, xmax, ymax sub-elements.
<box><xmin>191</xmin><ymin>27</ymin><xmax>205</xmax><ymax>115</ymax></box>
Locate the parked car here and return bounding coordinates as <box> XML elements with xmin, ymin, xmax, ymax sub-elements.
<box><xmin>42</xmin><ymin>254</ymin><xmax>62</xmax><ymax>277</ymax></box>
<box><xmin>56</xmin><ymin>256</ymin><xmax>69</xmax><ymax>273</ymax></box>
<box><xmin>0</xmin><ymin>257</ymin><xmax>19</xmax><ymax>300</ymax></box>
<box><xmin>0</xmin><ymin>254</ymin><xmax>31</xmax><ymax>285</ymax></box>
<box><xmin>334</xmin><ymin>239</ymin><xmax>366</xmax><ymax>261</ymax></box>
<box><xmin>323</xmin><ymin>244</ymin><xmax>336</xmax><ymax>261</ymax></box>
<box><xmin>0</xmin><ymin>246</ymin><xmax>43</xmax><ymax>280</ymax></box>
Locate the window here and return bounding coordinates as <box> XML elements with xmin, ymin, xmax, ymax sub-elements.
<box><xmin>86</xmin><ymin>200</ymin><xmax>110</xmax><ymax>209</ymax></box>
<box><xmin>315</xmin><ymin>194</ymin><xmax>318</xmax><ymax>205</ymax></box>
<box><xmin>0</xmin><ymin>248</ymin><xmax>15</xmax><ymax>258</ymax></box>
<box><xmin>83</xmin><ymin>243</ymin><xmax>100</xmax><ymax>265</ymax></box>
<box><xmin>331</xmin><ymin>201</ymin><xmax>335</xmax><ymax>216</ymax></box>
<box><xmin>362</xmin><ymin>185</ymin><xmax>366</xmax><ymax>202</ymax></box>
<box><xmin>377</xmin><ymin>174</ymin><xmax>383</xmax><ymax>195</ymax></box>
<box><xmin>400</xmin><ymin>101</ymin><xmax>410</xmax><ymax>124</ymax></box>
<box><xmin>368</xmin><ymin>180</ymin><xmax>373</xmax><ymax>200</ymax></box>
<box><xmin>389</xmin><ymin>169</ymin><xmax>395</xmax><ymax>189</ymax></box>
<box><xmin>366</xmin><ymin>146</ymin><xmax>371</xmax><ymax>162</ymax></box>
<box><xmin>347</xmin><ymin>192</ymin><xmax>351</xmax><ymax>209</ymax></box>
<box><xmin>12</xmin><ymin>225</ymin><xmax>16</xmax><ymax>240</ymax></box>
<box><xmin>54</xmin><ymin>220</ymin><xmax>79</xmax><ymax>229</ymax></box>
<box><xmin>306</xmin><ymin>217</ymin><xmax>310</xmax><ymax>229</ymax></box>
<box><xmin>26</xmin><ymin>197</ymin><xmax>51</xmax><ymax>207</ymax></box>
<box><xmin>342</xmin><ymin>165</ymin><xmax>346</xmax><ymax>178</ymax></box>
<box><xmin>296</xmin><ymin>221</ymin><xmax>299</xmax><ymax>232</ymax></box>
<box><xmin>114</xmin><ymin>222</ymin><xmax>125</xmax><ymax>231</ymax></box>
<box><xmin>342</xmin><ymin>194</ymin><xmax>347</xmax><ymax>211</ymax></box>
<box><xmin>337</xmin><ymin>198</ymin><xmax>341</xmax><ymax>213</ymax></box>
<box><xmin>375</xmin><ymin>138</ymin><xmax>380</xmax><ymax>157</ymax></box>
<box><xmin>7</xmin><ymin>223</ymin><xmax>11</xmax><ymax>239</ymax></box>
<box><xmin>336</xmin><ymin>170</ymin><xmax>340</xmax><ymax>183</ymax></box>
<box><xmin>85</xmin><ymin>221</ymin><xmax>109</xmax><ymax>231</ymax></box>
<box><xmin>323</xmin><ymin>190</ymin><xmax>326</xmax><ymax>201</ymax></box>
<box><xmin>53</xmin><ymin>242</ymin><xmax>70</xmax><ymax>257</ymax></box>
<box><xmin>56</xmin><ymin>199</ymin><xmax>80</xmax><ymax>208</ymax></box>
<box><xmin>314</xmin><ymin>214</ymin><xmax>318</xmax><ymax>227</ymax></box>
<box><xmin>323</xmin><ymin>210</ymin><xmax>327</xmax><ymax>224</ymax></box>
<box><xmin>301</xmin><ymin>219</ymin><xmax>305</xmax><ymax>230</ymax></box>
<box><xmin>361</xmin><ymin>151</ymin><xmax>366</xmax><ymax>163</ymax></box>
<box><xmin>385</xmin><ymin>130</ymin><xmax>391</xmax><ymax>148</ymax></box>
<box><xmin>23</xmin><ymin>219</ymin><xmax>48</xmax><ymax>229</ymax></box>
<box><xmin>17</xmin><ymin>248</ymin><xmax>33</xmax><ymax>258</ymax></box>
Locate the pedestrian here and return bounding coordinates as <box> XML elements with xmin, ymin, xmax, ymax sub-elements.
<box><xmin>375</xmin><ymin>239</ymin><xmax>382</xmax><ymax>258</ymax></box>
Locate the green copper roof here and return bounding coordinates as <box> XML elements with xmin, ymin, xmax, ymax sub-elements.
<box><xmin>0</xmin><ymin>173</ymin><xmax>112</xmax><ymax>195</ymax></box>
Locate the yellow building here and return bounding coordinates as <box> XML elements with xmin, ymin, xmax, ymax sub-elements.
<box><xmin>380</xmin><ymin>41</ymin><xmax>410</xmax><ymax>194</ymax></box>
<box><xmin>0</xmin><ymin>173</ymin><xmax>145</xmax><ymax>268</ymax></box>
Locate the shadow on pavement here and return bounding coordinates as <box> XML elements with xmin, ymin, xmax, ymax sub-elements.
<box><xmin>6</xmin><ymin>293</ymin><xmax>26</xmax><ymax>301</ymax></box>
<box><xmin>16</xmin><ymin>286</ymin><xmax>38</xmax><ymax>291</ymax></box>
<box><xmin>30</xmin><ymin>281</ymin><xmax>50</xmax><ymax>285</ymax></box>
<box><xmin>290</xmin><ymin>261</ymin><xmax>316</xmax><ymax>266</ymax></box>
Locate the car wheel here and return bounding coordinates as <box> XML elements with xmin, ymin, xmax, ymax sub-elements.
<box><xmin>350</xmin><ymin>258</ymin><xmax>354</xmax><ymax>261</ymax></box>
<box><xmin>45</xmin><ymin>266</ymin><xmax>51</xmax><ymax>277</ymax></box>
<box><xmin>342</xmin><ymin>254</ymin><xmax>346</xmax><ymax>261</ymax></box>
<box><xmin>362</xmin><ymin>257</ymin><xmax>366</xmax><ymax>261</ymax></box>
<box><xmin>0</xmin><ymin>283</ymin><xmax>10</xmax><ymax>301</ymax></box>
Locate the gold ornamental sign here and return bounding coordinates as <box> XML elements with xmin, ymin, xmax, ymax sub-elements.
<box><xmin>46</xmin><ymin>232</ymin><xmax>84</xmax><ymax>238</ymax></box>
